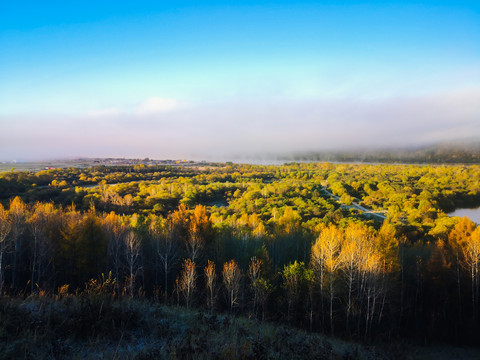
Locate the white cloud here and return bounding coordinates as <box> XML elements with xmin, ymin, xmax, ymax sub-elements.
<box><xmin>85</xmin><ymin>97</ymin><xmax>181</xmax><ymax>119</ymax></box>
<box><xmin>2</xmin><ymin>88</ymin><xmax>480</xmax><ymax>161</ymax></box>
<box><xmin>136</xmin><ymin>97</ymin><xmax>178</xmax><ymax>114</ymax></box>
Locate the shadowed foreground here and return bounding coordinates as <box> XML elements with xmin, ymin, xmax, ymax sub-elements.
<box><xmin>1</xmin><ymin>295</ymin><xmax>479</xmax><ymax>360</ymax></box>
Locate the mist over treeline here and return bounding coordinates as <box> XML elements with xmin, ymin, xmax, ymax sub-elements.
<box><xmin>230</xmin><ymin>139</ymin><xmax>480</xmax><ymax>164</ymax></box>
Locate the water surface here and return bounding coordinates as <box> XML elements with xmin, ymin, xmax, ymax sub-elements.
<box><xmin>448</xmin><ymin>207</ymin><xmax>480</xmax><ymax>224</ymax></box>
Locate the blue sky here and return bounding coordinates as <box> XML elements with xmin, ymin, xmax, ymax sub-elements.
<box><xmin>1</xmin><ymin>1</ymin><xmax>479</xmax><ymax>160</ymax></box>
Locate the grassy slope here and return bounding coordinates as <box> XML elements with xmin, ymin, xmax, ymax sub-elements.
<box><xmin>0</xmin><ymin>295</ymin><xmax>479</xmax><ymax>360</ymax></box>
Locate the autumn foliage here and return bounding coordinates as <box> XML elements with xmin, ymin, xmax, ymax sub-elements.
<box><xmin>1</xmin><ymin>162</ymin><xmax>480</xmax><ymax>344</ymax></box>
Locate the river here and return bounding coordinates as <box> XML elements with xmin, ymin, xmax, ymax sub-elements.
<box><xmin>448</xmin><ymin>207</ymin><xmax>480</xmax><ymax>224</ymax></box>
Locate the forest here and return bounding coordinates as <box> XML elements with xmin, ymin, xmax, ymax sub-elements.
<box><xmin>1</xmin><ymin>162</ymin><xmax>480</xmax><ymax>357</ymax></box>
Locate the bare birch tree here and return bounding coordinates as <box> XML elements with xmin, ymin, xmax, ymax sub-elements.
<box><xmin>248</xmin><ymin>256</ymin><xmax>262</xmax><ymax>317</ymax></box>
<box><xmin>311</xmin><ymin>225</ymin><xmax>343</xmax><ymax>335</ymax></box>
<box><xmin>124</xmin><ymin>230</ymin><xmax>142</xmax><ymax>297</ymax></box>
<box><xmin>103</xmin><ymin>212</ymin><xmax>127</xmax><ymax>293</ymax></box>
<box><xmin>150</xmin><ymin>215</ymin><xmax>179</xmax><ymax>303</ymax></box>
<box><xmin>204</xmin><ymin>260</ymin><xmax>217</xmax><ymax>313</ymax></box>
<box><xmin>461</xmin><ymin>227</ymin><xmax>480</xmax><ymax>319</ymax></box>
<box><xmin>178</xmin><ymin>258</ymin><xmax>197</xmax><ymax>308</ymax></box>
<box><xmin>223</xmin><ymin>259</ymin><xmax>242</xmax><ymax>313</ymax></box>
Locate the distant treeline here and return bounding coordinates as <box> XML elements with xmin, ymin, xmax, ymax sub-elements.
<box><xmin>284</xmin><ymin>142</ymin><xmax>480</xmax><ymax>164</ymax></box>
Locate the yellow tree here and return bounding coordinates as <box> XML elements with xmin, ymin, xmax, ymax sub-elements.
<box><xmin>187</xmin><ymin>205</ymin><xmax>210</xmax><ymax>264</ymax></box>
<box><xmin>278</xmin><ymin>207</ymin><xmax>303</xmax><ymax>260</ymax></box>
<box><xmin>376</xmin><ymin>220</ymin><xmax>399</xmax><ymax>271</ymax></box>
<box><xmin>449</xmin><ymin>217</ymin><xmax>476</xmax><ymax>314</ymax></box>
<box><xmin>252</xmin><ymin>222</ymin><xmax>266</xmax><ymax>239</ymax></box>
<box><xmin>461</xmin><ymin>227</ymin><xmax>480</xmax><ymax>318</ymax></box>
<box><xmin>311</xmin><ymin>225</ymin><xmax>343</xmax><ymax>335</ymax></box>
<box><xmin>0</xmin><ymin>204</ymin><xmax>11</xmax><ymax>293</ymax></box>
<box><xmin>77</xmin><ymin>207</ymin><xmax>108</xmax><ymax>284</ymax></box>
<box><xmin>9</xmin><ymin>196</ymin><xmax>27</xmax><ymax>289</ymax></box>
<box><xmin>362</xmin><ymin>251</ymin><xmax>384</xmax><ymax>340</ymax></box>
<box><xmin>278</xmin><ymin>207</ymin><xmax>301</xmax><ymax>235</ymax></box>
<box><xmin>58</xmin><ymin>205</ymin><xmax>83</xmax><ymax>286</ymax></box>
<box><xmin>178</xmin><ymin>258</ymin><xmax>197</xmax><ymax>308</ymax></box>
<box><xmin>204</xmin><ymin>260</ymin><xmax>217</xmax><ymax>313</ymax></box>
<box><xmin>340</xmin><ymin>223</ymin><xmax>371</xmax><ymax>334</ymax></box>
<box><xmin>223</xmin><ymin>259</ymin><xmax>242</xmax><ymax>313</ymax></box>
<box><xmin>103</xmin><ymin>212</ymin><xmax>127</xmax><ymax>292</ymax></box>
<box><xmin>168</xmin><ymin>203</ymin><xmax>189</xmax><ymax>244</ymax></box>
<box><xmin>28</xmin><ymin>202</ymin><xmax>55</xmax><ymax>292</ymax></box>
